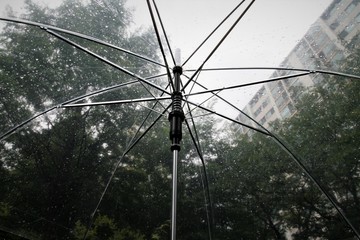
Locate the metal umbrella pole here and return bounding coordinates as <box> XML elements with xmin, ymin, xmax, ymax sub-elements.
<box><xmin>168</xmin><ymin>66</ymin><xmax>185</xmax><ymax>240</ymax></box>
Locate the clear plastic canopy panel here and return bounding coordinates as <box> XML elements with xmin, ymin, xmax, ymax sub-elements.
<box><xmin>0</xmin><ymin>0</ymin><xmax>359</xmax><ymax>239</ymax></box>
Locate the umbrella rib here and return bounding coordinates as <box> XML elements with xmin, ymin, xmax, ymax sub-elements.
<box><xmin>0</xmin><ymin>72</ymin><xmax>168</xmax><ymax>141</ymax></box>
<box><xmin>182</xmin><ymin>72</ymin><xmax>271</xmax><ymax>134</ymax></box>
<box><xmin>82</xmin><ymin>103</ymin><xmax>171</xmax><ymax>240</ymax></box>
<box><xmin>184</xmin><ymin>99</ymin><xmax>269</xmax><ymax>136</ymax></box>
<box><xmin>0</xmin><ymin>227</ymin><xmax>34</xmax><ymax>240</ymax></box>
<box><xmin>182</xmin><ymin>71</ymin><xmax>242</xmax><ymax>118</ymax></box>
<box><xmin>136</xmin><ymin>103</ymin><xmax>169</xmax><ymax>117</ymax></box>
<box><xmin>45</xmin><ymin>29</ymin><xmax>171</xmax><ymax>112</ymax></box>
<box><xmin>136</xmin><ymin>80</ymin><xmax>170</xmax><ymax>112</ymax></box>
<box><xmin>0</xmin><ymin>107</ymin><xmax>56</xmax><ymax>142</ymax></box>
<box><xmin>151</xmin><ymin>0</ymin><xmax>176</xmax><ymax>66</ymax></box>
<box><xmin>182</xmin><ymin>73</ymin><xmax>268</xmax><ymax>139</ymax></box>
<box><xmin>184</xmin><ymin>117</ymin><xmax>214</xmax><ymax>240</ymax></box>
<box><xmin>227</xmin><ymin>105</ymin><xmax>357</xmax><ymax>237</ymax></box>
<box><xmin>185</xmin><ymin>67</ymin><xmax>360</xmax><ymax>80</ymax></box>
<box><xmin>146</xmin><ymin>72</ymin><xmax>169</xmax><ymax>80</ymax></box>
<box><xmin>3</xmin><ymin>7</ymin><xmax>358</xmax><ymax>239</ymax></box>
<box><xmin>184</xmin><ymin>113</ymin><xmax>214</xmax><ymax>120</ymax></box>
<box><xmin>82</xmin><ymin>82</ymin><xmax>172</xmax><ymax>237</ymax></box>
<box><xmin>270</xmin><ymin>134</ymin><xmax>360</xmax><ymax>239</ymax></box>
<box><xmin>187</xmin><ymin>64</ymin><xmax>360</xmax><ymax>237</ymax></box>
<box><xmin>44</xmin><ymin>29</ymin><xmax>170</xmax><ymax>95</ymax></box>
<box><xmin>186</xmin><ymin>67</ymin><xmax>202</xmax><ymax>104</ymax></box>
<box><xmin>182</xmin><ymin>0</ymin><xmax>246</xmax><ymax>67</ymax></box>
<box><xmin>181</xmin><ymin>70</ymin><xmax>206</xmax><ymax>115</ymax></box>
<box><xmin>0</xmin><ymin>79</ymin><xmax>142</xmax><ymax>141</ymax></box>
<box><xmin>182</xmin><ymin>59</ymin><xmax>219</xmax><ymax>117</ymax></box>
<box><xmin>182</xmin><ymin>68</ymin><xmax>357</xmax><ymax>139</ymax></box>
<box><xmin>181</xmin><ymin>0</ymin><xmax>256</xmax><ymax>92</ymax></box>
<box><xmin>0</xmin><ymin>17</ymin><xmax>165</xmax><ymax>68</ymax></box>
<box><xmin>1</xmin><ymin>232</ymin><xmax>31</xmax><ymax>240</ymax></box>
<box><xmin>126</xmin><ymin>82</ymin><xmax>172</xmax><ymax>144</ymax></box>
<box><xmin>184</xmin><ymin>90</ymin><xmax>221</xmax><ymax>117</ymax></box>
<box><xmin>181</xmin><ymin>74</ymin><xmax>214</xmax><ymax>240</ymax></box>
<box><xmin>184</xmin><ymin>72</ymin><xmax>312</xmax><ymax>97</ymax></box>
<box><xmin>186</xmin><ymin>68</ymin><xmax>360</xmax><ymax>236</ymax></box>
<box><xmin>65</xmin><ymin>80</ymin><xmax>138</xmax><ymax>104</ymax></box>
<box><xmin>62</xmin><ymin>96</ymin><xmax>171</xmax><ymax>108</ymax></box>
<box><xmin>314</xmin><ymin>69</ymin><xmax>360</xmax><ymax>80</ymax></box>
<box><xmin>187</xmin><ymin>82</ymin><xmax>360</xmax><ymax>238</ymax></box>
<box><xmin>146</xmin><ymin>0</ymin><xmax>175</xmax><ymax>91</ymax></box>
<box><xmin>186</xmin><ymin>66</ymin><xmax>313</xmax><ymax>72</ymax></box>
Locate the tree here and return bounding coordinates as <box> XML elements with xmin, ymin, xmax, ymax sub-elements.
<box><xmin>277</xmin><ymin>81</ymin><xmax>360</xmax><ymax>238</ymax></box>
<box><xmin>0</xmin><ymin>0</ymin><xmax>168</xmax><ymax>239</ymax></box>
<box><xmin>188</xmin><ymin>46</ymin><xmax>360</xmax><ymax>239</ymax></box>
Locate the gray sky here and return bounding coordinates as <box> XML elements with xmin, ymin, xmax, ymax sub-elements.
<box><xmin>127</xmin><ymin>0</ymin><xmax>331</xmax><ymax>67</ymax></box>
<box><xmin>1</xmin><ymin>0</ymin><xmax>332</xmax><ymax>116</ymax></box>
<box><xmin>125</xmin><ymin>0</ymin><xmax>332</xmax><ymax>115</ymax></box>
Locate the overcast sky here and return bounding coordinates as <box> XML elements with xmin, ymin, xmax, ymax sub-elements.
<box><xmin>126</xmin><ymin>0</ymin><xmax>332</xmax><ymax>67</ymax></box>
<box><xmin>0</xmin><ymin>0</ymin><xmax>333</xmax><ymax>68</ymax></box>
<box><xmin>1</xmin><ymin>0</ymin><xmax>332</xmax><ymax>115</ymax></box>
<box><xmin>125</xmin><ymin>0</ymin><xmax>332</xmax><ymax>114</ymax></box>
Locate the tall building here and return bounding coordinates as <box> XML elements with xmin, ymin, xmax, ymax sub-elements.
<box><xmin>237</xmin><ymin>0</ymin><xmax>360</xmax><ymax>136</ymax></box>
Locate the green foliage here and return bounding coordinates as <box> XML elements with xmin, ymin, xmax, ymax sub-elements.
<box><xmin>151</xmin><ymin>220</ymin><xmax>170</xmax><ymax>240</ymax></box>
<box><xmin>0</xmin><ymin>0</ymin><xmax>166</xmax><ymax>239</ymax></box>
<box><xmin>278</xmin><ymin>77</ymin><xmax>360</xmax><ymax>239</ymax></box>
<box><xmin>210</xmin><ymin>48</ymin><xmax>360</xmax><ymax>238</ymax></box>
<box><xmin>74</xmin><ymin>215</ymin><xmax>145</xmax><ymax>240</ymax></box>
<box><xmin>0</xmin><ymin>202</ymin><xmax>10</xmax><ymax>217</ymax></box>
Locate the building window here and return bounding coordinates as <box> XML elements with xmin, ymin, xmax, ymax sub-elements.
<box><xmin>321</xmin><ymin>0</ymin><xmax>341</xmax><ymax>20</ymax></box>
<box><xmin>258</xmin><ymin>86</ymin><xmax>265</xmax><ymax>96</ymax></box>
<box><xmin>330</xmin><ymin>22</ymin><xmax>340</xmax><ymax>30</ymax></box>
<box><xmin>249</xmin><ymin>99</ymin><xmax>256</xmax><ymax>108</ymax></box>
<box><xmin>331</xmin><ymin>51</ymin><xmax>345</xmax><ymax>67</ymax></box>
<box><xmin>262</xmin><ymin>97</ymin><xmax>269</xmax><ymax>108</ymax></box>
<box><xmin>345</xmin><ymin>3</ymin><xmax>356</xmax><ymax>14</ymax></box>
<box><xmin>323</xmin><ymin>42</ymin><xmax>336</xmax><ymax>58</ymax></box>
<box><xmin>340</xmin><ymin>13</ymin><xmax>360</xmax><ymax>40</ymax></box>
<box><xmin>271</xmin><ymin>71</ymin><xmax>279</xmax><ymax>78</ymax></box>
<box><xmin>295</xmin><ymin>41</ymin><xmax>307</xmax><ymax>59</ymax></box>
<box><xmin>281</xmin><ymin>106</ymin><xmax>291</xmax><ymax>119</ymax></box>
<box><xmin>254</xmin><ymin>107</ymin><xmax>262</xmax><ymax>117</ymax></box>
<box><xmin>275</xmin><ymin>95</ymin><xmax>287</xmax><ymax>109</ymax></box>
<box><xmin>259</xmin><ymin>117</ymin><xmax>266</xmax><ymax>125</ymax></box>
<box><xmin>314</xmin><ymin>31</ymin><xmax>327</xmax><ymax>47</ymax></box>
<box><xmin>282</xmin><ymin>91</ymin><xmax>289</xmax><ymax>98</ymax></box>
<box><xmin>265</xmin><ymin>108</ymin><xmax>275</xmax><ymax>119</ymax></box>
<box><xmin>356</xmin><ymin>13</ymin><xmax>360</xmax><ymax>23</ymax></box>
<box><xmin>268</xmin><ymin>81</ymin><xmax>277</xmax><ymax>91</ymax></box>
<box><xmin>340</xmin><ymin>28</ymin><xmax>350</xmax><ymax>39</ymax></box>
<box><xmin>270</xmin><ymin>82</ymin><xmax>284</xmax><ymax>99</ymax></box>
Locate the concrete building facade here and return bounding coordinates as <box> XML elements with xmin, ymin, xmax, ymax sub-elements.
<box><xmin>237</xmin><ymin>0</ymin><xmax>360</xmax><ymax>136</ymax></box>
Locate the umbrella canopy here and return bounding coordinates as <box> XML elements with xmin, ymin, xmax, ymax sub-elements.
<box><xmin>0</xmin><ymin>0</ymin><xmax>359</xmax><ymax>239</ymax></box>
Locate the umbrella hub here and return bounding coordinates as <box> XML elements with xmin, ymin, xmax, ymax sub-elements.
<box><xmin>169</xmin><ymin>66</ymin><xmax>185</xmax><ymax>151</ymax></box>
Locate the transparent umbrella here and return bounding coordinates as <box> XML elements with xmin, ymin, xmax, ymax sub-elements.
<box><xmin>0</xmin><ymin>0</ymin><xmax>359</xmax><ymax>239</ymax></box>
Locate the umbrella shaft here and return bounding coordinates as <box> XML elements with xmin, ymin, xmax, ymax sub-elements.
<box><xmin>171</xmin><ymin>149</ymin><xmax>179</xmax><ymax>240</ymax></box>
<box><xmin>170</xmin><ymin>66</ymin><xmax>183</xmax><ymax>240</ymax></box>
